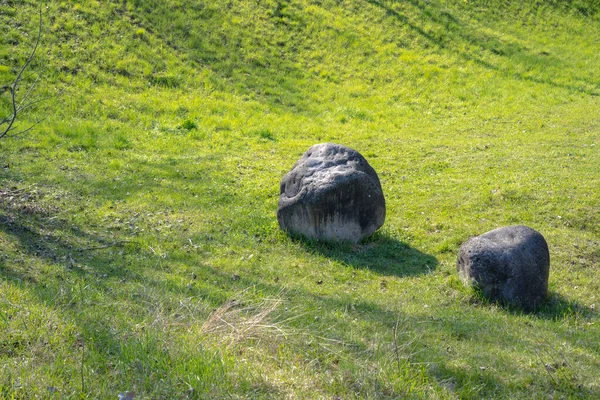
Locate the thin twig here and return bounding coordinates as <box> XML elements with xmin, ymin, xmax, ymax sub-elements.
<box><xmin>79</xmin><ymin>280</ymin><xmax>86</xmax><ymax>395</ymax></box>
<box><xmin>81</xmin><ymin>335</ymin><xmax>85</xmax><ymax>394</ymax></box>
<box><xmin>1</xmin><ymin>0</ymin><xmax>44</xmax><ymax>139</ymax></box>
<box><xmin>15</xmin><ymin>72</ymin><xmax>42</xmax><ymax>111</ymax></box>
<box><xmin>393</xmin><ymin>317</ymin><xmax>401</xmax><ymax>370</ymax></box>
<box><xmin>7</xmin><ymin>117</ymin><xmax>46</xmax><ymax>138</ymax></box>
<box><xmin>534</xmin><ymin>345</ymin><xmax>559</xmax><ymax>385</ymax></box>
<box><xmin>558</xmin><ymin>351</ymin><xmax>579</xmax><ymax>381</ymax></box>
<box><xmin>15</xmin><ymin>91</ymin><xmax>54</xmax><ymax>114</ymax></box>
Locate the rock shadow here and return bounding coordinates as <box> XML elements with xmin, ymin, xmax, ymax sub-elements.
<box><xmin>534</xmin><ymin>292</ymin><xmax>597</xmax><ymax>321</ymax></box>
<box><xmin>467</xmin><ymin>288</ymin><xmax>596</xmax><ymax>320</ymax></box>
<box><xmin>295</xmin><ymin>231</ymin><xmax>438</xmax><ymax>277</ymax></box>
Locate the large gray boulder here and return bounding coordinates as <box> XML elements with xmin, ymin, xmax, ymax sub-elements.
<box><xmin>277</xmin><ymin>143</ymin><xmax>385</xmax><ymax>243</ymax></box>
<box><xmin>457</xmin><ymin>225</ymin><xmax>550</xmax><ymax>311</ymax></box>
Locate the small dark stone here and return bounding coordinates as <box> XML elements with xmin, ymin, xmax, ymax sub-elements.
<box><xmin>277</xmin><ymin>143</ymin><xmax>385</xmax><ymax>243</ymax></box>
<box><xmin>457</xmin><ymin>225</ymin><xmax>550</xmax><ymax>311</ymax></box>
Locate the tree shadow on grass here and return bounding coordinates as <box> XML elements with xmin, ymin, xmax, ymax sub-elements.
<box><xmin>0</xmin><ymin>206</ymin><xmax>131</xmax><ymax>283</ymax></box>
<box><xmin>235</xmin><ymin>279</ymin><xmax>600</xmax><ymax>399</ymax></box>
<box><xmin>0</xmin><ymin>187</ymin><xmax>282</xmax><ymax>398</ymax></box>
<box><xmin>367</xmin><ymin>0</ymin><xmax>600</xmax><ymax>96</ymax></box>
<box><xmin>293</xmin><ymin>230</ymin><xmax>438</xmax><ymax>277</ymax></box>
<box><xmin>465</xmin><ymin>287</ymin><xmax>596</xmax><ymax>321</ymax></box>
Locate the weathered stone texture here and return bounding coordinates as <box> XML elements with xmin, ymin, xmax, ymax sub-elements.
<box><xmin>457</xmin><ymin>225</ymin><xmax>550</xmax><ymax>311</ymax></box>
<box><xmin>277</xmin><ymin>143</ymin><xmax>385</xmax><ymax>243</ymax></box>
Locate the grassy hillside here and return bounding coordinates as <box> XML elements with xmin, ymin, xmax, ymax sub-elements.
<box><xmin>1</xmin><ymin>0</ymin><xmax>599</xmax><ymax>398</ymax></box>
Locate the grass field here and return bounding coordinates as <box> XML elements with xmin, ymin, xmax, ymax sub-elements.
<box><xmin>1</xmin><ymin>0</ymin><xmax>600</xmax><ymax>398</ymax></box>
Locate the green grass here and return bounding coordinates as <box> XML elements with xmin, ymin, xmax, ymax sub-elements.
<box><xmin>1</xmin><ymin>0</ymin><xmax>599</xmax><ymax>398</ymax></box>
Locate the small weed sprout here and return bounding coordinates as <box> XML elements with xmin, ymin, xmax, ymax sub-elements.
<box><xmin>180</xmin><ymin>119</ymin><xmax>198</xmax><ymax>131</ymax></box>
<box><xmin>255</xmin><ymin>129</ymin><xmax>275</xmax><ymax>141</ymax></box>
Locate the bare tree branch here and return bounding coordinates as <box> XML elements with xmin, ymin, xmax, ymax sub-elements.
<box><xmin>0</xmin><ymin>1</ymin><xmax>44</xmax><ymax>139</ymax></box>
